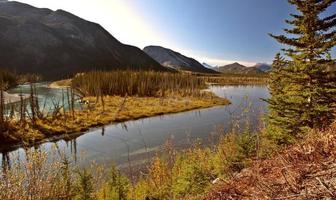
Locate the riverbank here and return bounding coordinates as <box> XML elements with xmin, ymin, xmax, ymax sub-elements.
<box><xmin>2</xmin><ymin>117</ymin><xmax>334</xmax><ymax>200</ymax></box>
<box><xmin>0</xmin><ymin>92</ymin><xmax>229</xmax><ymax>151</ymax></box>
<box><xmin>203</xmin><ymin>74</ymin><xmax>268</xmax><ymax>85</ymax></box>
<box><xmin>48</xmin><ymin>79</ymin><xmax>71</xmax><ymax>88</ymax></box>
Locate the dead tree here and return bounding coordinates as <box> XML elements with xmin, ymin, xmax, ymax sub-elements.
<box><xmin>0</xmin><ymin>82</ymin><xmax>5</xmax><ymax>133</ymax></box>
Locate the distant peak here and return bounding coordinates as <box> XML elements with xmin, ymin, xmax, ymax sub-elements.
<box><xmin>231</xmin><ymin>62</ymin><xmax>245</xmax><ymax>67</ymax></box>
<box><xmin>144</xmin><ymin>45</ymin><xmax>166</xmax><ymax>50</ymax></box>
<box><xmin>143</xmin><ymin>46</ymin><xmax>217</xmax><ymax>73</ymax></box>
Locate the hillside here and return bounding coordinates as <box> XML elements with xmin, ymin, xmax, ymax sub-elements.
<box><xmin>143</xmin><ymin>46</ymin><xmax>217</xmax><ymax>74</ymax></box>
<box><xmin>205</xmin><ymin>124</ymin><xmax>336</xmax><ymax>199</ymax></box>
<box><xmin>0</xmin><ymin>1</ymin><xmax>165</xmax><ymax>80</ymax></box>
<box><xmin>202</xmin><ymin>62</ymin><xmax>215</xmax><ymax>69</ymax></box>
<box><xmin>254</xmin><ymin>63</ymin><xmax>272</xmax><ymax>72</ymax></box>
<box><xmin>214</xmin><ymin>62</ymin><xmax>264</xmax><ymax>74</ymax></box>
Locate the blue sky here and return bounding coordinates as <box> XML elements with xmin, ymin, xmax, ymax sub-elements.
<box><xmin>15</xmin><ymin>0</ymin><xmax>336</xmax><ymax>66</ymax></box>
<box><xmin>129</xmin><ymin>0</ymin><xmax>294</xmax><ymax>65</ymax></box>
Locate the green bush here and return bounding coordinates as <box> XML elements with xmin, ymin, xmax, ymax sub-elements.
<box><xmin>171</xmin><ymin>147</ymin><xmax>214</xmax><ymax>198</ymax></box>
<box><xmin>75</xmin><ymin>169</ymin><xmax>94</xmax><ymax>200</ymax></box>
<box><xmin>97</xmin><ymin>166</ymin><xmax>130</xmax><ymax>200</ymax></box>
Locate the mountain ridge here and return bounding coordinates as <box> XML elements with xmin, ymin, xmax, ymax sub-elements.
<box><xmin>254</xmin><ymin>63</ymin><xmax>272</xmax><ymax>72</ymax></box>
<box><xmin>0</xmin><ymin>1</ymin><xmax>166</xmax><ymax>80</ymax></box>
<box><xmin>213</xmin><ymin>62</ymin><xmax>264</xmax><ymax>74</ymax></box>
<box><xmin>143</xmin><ymin>46</ymin><xmax>217</xmax><ymax>74</ymax></box>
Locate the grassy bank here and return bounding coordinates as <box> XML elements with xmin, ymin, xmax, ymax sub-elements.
<box><xmin>202</xmin><ymin>74</ymin><xmax>268</xmax><ymax>85</ymax></box>
<box><xmin>1</xmin><ymin>92</ymin><xmax>229</xmax><ymax>149</ymax></box>
<box><xmin>48</xmin><ymin>79</ymin><xmax>71</xmax><ymax>88</ymax></box>
<box><xmin>205</xmin><ymin>124</ymin><xmax>336</xmax><ymax>199</ymax></box>
<box><xmin>50</xmin><ymin>71</ymin><xmax>268</xmax><ymax>92</ymax></box>
<box><xmin>2</xmin><ymin>120</ymin><xmax>335</xmax><ymax>199</ymax></box>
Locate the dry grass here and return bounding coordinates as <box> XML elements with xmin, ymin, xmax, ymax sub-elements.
<box><xmin>205</xmin><ymin>123</ymin><xmax>336</xmax><ymax>200</ymax></box>
<box><xmin>2</xmin><ymin>92</ymin><xmax>229</xmax><ymax>147</ymax></box>
<box><xmin>72</xmin><ymin>71</ymin><xmax>206</xmax><ymax>97</ymax></box>
<box><xmin>203</xmin><ymin>75</ymin><xmax>268</xmax><ymax>86</ymax></box>
<box><xmin>49</xmin><ymin>79</ymin><xmax>72</xmax><ymax>88</ymax></box>
<box><xmin>0</xmin><ymin>149</ymin><xmax>105</xmax><ymax>200</ymax></box>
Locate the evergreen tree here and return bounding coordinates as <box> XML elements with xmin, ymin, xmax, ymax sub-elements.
<box><xmin>268</xmin><ymin>0</ymin><xmax>336</xmax><ymax>140</ymax></box>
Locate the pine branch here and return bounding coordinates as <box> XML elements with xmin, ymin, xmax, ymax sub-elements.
<box><xmin>269</xmin><ymin>34</ymin><xmax>305</xmax><ymax>48</ymax></box>
<box><xmin>284</xmin><ymin>28</ymin><xmax>303</xmax><ymax>35</ymax></box>
<box><xmin>321</xmin><ymin>13</ymin><xmax>336</xmax><ymax>21</ymax></box>
<box><xmin>316</xmin><ymin>0</ymin><xmax>336</xmax><ymax>11</ymax></box>
<box><xmin>318</xmin><ymin>18</ymin><xmax>336</xmax><ymax>31</ymax></box>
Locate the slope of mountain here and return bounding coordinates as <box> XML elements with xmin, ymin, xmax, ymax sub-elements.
<box><xmin>214</xmin><ymin>62</ymin><xmax>264</xmax><ymax>74</ymax></box>
<box><xmin>254</xmin><ymin>63</ymin><xmax>272</xmax><ymax>72</ymax></box>
<box><xmin>143</xmin><ymin>46</ymin><xmax>217</xmax><ymax>74</ymax></box>
<box><xmin>202</xmin><ymin>62</ymin><xmax>214</xmax><ymax>69</ymax></box>
<box><xmin>0</xmin><ymin>1</ymin><xmax>165</xmax><ymax>80</ymax></box>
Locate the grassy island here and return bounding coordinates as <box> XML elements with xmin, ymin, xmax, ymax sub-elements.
<box><xmin>0</xmin><ymin>71</ymin><xmax>230</xmax><ymax>149</ymax></box>
<box><xmin>4</xmin><ymin>92</ymin><xmax>228</xmax><ymax>146</ymax></box>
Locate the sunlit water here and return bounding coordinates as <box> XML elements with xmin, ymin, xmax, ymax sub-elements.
<box><xmin>1</xmin><ymin>85</ymin><xmax>269</xmax><ymax>168</ymax></box>
<box><xmin>7</xmin><ymin>82</ymin><xmax>81</xmax><ymax>113</ymax></box>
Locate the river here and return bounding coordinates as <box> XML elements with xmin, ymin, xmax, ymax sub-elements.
<box><xmin>1</xmin><ymin>84</ymin><xmax>269</xmax><ymax>169</ymax></box>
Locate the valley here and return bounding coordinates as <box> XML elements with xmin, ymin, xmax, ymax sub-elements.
<box><xmin>0</xmin><ymin>0</ymin><xmax>335</xmax><ymax>199</ymax></box>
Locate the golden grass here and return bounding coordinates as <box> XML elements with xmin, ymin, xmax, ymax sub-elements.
<box><xmin>5</xmin><ymin>92</ymin><xmax>229</xmax><ymax>145</ymax></box>
<box><xmin>49</xmin><ymin>79</ymin><xmax>72</xmax><ymax>88</ymax></box>
<box><xmin>203</xmin><ymin>75</ymin><xmax>268</xmax><ymax>85</ymax></box>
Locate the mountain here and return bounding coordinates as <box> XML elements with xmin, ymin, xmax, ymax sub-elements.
<box><xmin>0</xmin><ymin>1</ymin><xmax>166</xmax><ymax>80</ymax></box>
<box><xmin>214</xmin><ymin>62</ymin><xmax>264</xmax><ymax>74</ymax></box>
<box><xmin>202</xmin><ymin>63</ymin><xmax>214</xmax><ymax>69</ymax></box>
<box><xmin>143</xmin><ymin>46</ymin><xmax>217</xmax><ymax>74</ymax></box>
<box><xmin>254</xmin><ymin>63</ymin><xmax>272</xmax><ymax>72</ymax></box>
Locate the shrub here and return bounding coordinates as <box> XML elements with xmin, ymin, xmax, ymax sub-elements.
<box><xmin>171</xmin><ymin>146</ymin><xmax>214</xmax><ymax>198</ymax></box>
<box><xmin>97</xmin><ymin>166</ymin><xmax>130</xmax><ymax>200</ymax></box>
<box><xmin>214</xmin><ymin>131</ymin><xmax>257</xmax><ymax>175</ymax></box>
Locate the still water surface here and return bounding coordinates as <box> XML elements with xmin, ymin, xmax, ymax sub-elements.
<box><xmin>1</xmin><ymin>85</ymin><xmax>269</xmax><ymax>168</ymax></box>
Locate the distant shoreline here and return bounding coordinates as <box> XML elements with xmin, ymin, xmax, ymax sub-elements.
<box><xmin>3</xmin><ymin>91</ymin><xmax>29</xmax><ymax>105</ymax></box>
<box><xmin>48</xmin><ymin>79</ymin><xmax>72</xmax><ymax>89</ymax></box>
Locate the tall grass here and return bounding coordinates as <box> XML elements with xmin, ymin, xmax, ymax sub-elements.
<box><xmin>1</xmin><ymin>123</ymin><xmax>334</xmax><ymax>199</ymax></box>
<box><xmin>0</xmin><ymin>128</ymin><xmax>274</xmax><ymax>200</ymax></box>
<box><xmin>72</xmin><ymin>71</ymin><xmax>206</xmax><ymax>97</ymax></box>
<box><xmin>202</xmin><ymin>74</ymin><xmax>268</xmax><ymax>85</ymax></box>
<box><xmin>0</xmin><ymin>70</ymin><xmax>17</xmax><ymax>89</ymax></box>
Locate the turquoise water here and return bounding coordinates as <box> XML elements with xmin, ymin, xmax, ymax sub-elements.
<box><xmin>7</xmin><ymin>82</ymin><xmax>81</xmax><ymax>113</ymax></box>
<box><xmin>1</xmin><ymin>85</ymin><xmax>269</xmax><ymax>168</ymax></box>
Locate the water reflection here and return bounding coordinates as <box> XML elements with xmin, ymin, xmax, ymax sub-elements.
<box><xmin>7</xmin><ymin>82</ymin><xmax>81</xmax><ymax>113</ymax></box>
<box><xmin>1</xmin><ymin>85</ymin><xmax>269</xmax><ymax>169</ymax></box>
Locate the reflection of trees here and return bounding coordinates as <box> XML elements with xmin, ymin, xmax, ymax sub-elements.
<box><xmin>2</xmin><ymin>152</ymin><xmax>10</xmax><ymax>171</ymax></box>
